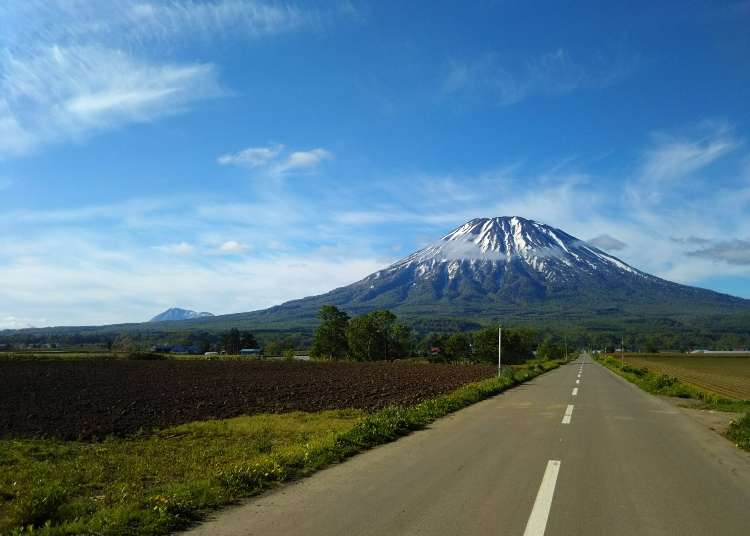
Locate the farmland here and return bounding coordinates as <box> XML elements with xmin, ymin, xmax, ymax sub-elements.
<box><xmin>0</xmin><ymin>360</ymin><xmax>498</xmax><ymax>440</ymax></box>
<box><xmin>622</xmin><ymin>353</ymin><xmax>750</xmax><ymax>401</ymax></box>
<box><xmin>0</xmin><ymin>359</ymin><xmax>560</xmax><ymax>535</ymax></box>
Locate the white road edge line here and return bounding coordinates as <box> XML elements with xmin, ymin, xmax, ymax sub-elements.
<box><xmin>523</xmin><ymin>460</ymin><xmax>562</xmax><ymax>536</ymax></box>
<box><xmin>572</xmin><ymin>387</ymin><xmax>578</xmax><ymax>396</ymax></box>
<box><xmin>562</xmin><ymin>404</ymin><xmax>574</xmax><ymax>424</ymax></box>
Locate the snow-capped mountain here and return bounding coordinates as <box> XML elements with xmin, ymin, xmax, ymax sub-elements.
<box><xmin>250</xmin><ymin>216</ymin><xmax>748</xmax><ymax>325</ymax></box>
<box><xmin>149</xmin><ymin>308</ymin><xmax>214</xmax><ymax>322</ymax></box>
<box><xmin>378</xmin><ymin>216</ymin><xmax>646</xmax><ymax>285</ymax></box>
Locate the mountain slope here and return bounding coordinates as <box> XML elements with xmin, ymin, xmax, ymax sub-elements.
<box><xmin>149</xmin><ymin>308</ymin><xmax>214</xmax><ymax>322</ymax></box>
<box><xmin>230</xmin><ymin>216</ymin><xmax>748</xmax><ymax>328</ymax></box>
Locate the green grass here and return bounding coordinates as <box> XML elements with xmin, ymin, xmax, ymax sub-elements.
<box><xmin>727</xmin><ymin>413</ymin><xmax>750</xmax><ymax>450</ymax></box>
<box><xmin>596</xmin><ymin>354</ymin><xmax>750</xmax><ymax>452</ymax></box>
<box><xmin>0</xmin><ymin>360</ymin><xmax>561</xmax><ymax>535</ymax></box>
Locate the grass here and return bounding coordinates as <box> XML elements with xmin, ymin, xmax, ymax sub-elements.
<box><xmin>596</xmin><ymin>354</ymin><xmax>750</xmax><ymax>452</ymax></box>
<box><xmin>0</xmin><ymin>360</ymin><xmax>561</xmax><ymax>535</ymax></box>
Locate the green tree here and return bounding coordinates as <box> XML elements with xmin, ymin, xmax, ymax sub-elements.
<box><xmin>538</xmin><ymin>335</ymin><xmax>564</xmax><ymax>360</ymax></box>
<box><xmin>391</xmin><ymin>324</ymin><xmax>413</xmax><ymax>358</ymax></box>
<box><xmin>473</xmin><ymin>327</ymin><xmax>498</xmax><ymax>363</ymax></box>
<box><xmin>346</xmin><ymin>310</ymin><xmax>397</xmax><ymax>361</ymax></box>
<box><xmin>239</xmin><ymin>331</ymin><xmax>258</xmax><ymax>350</ymax></box>
<box><xmin>473</xmin><ymin>326</ymin><xmax>536</xmax><ymax>363</ymax></box>
<box><xmin>222</xmin><ymin>328</ymin><xmax>241</xmax><ymax>354</ymax></box>
<box><xmin>264</xmin><ymin>340</ymin><xmax>282</xmax><ymax>357</ymax></box>
<box><xmin>311</xmin><ymin>305</ymin><xmax>350</xmax><ymax>359</ymax></box>
<box><xmin>444</xmin><ymin>332</ymin><xmax>472</xmax><ymax>360</ymax></box>
<box><xmin>113</xmin><ymin>334</ymin><xmax>137</xmax><ymax>353</ymax></box>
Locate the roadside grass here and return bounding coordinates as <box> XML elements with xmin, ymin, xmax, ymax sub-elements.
<box><xmin>727</xmin><ymin>413</ymin><xmax>750</xmax><ymax>450</ymax></box>
<box><xmin>596</xmin><ymin>355</ymin><xmax>750</xmax><ymax>452</ymax></box>
<box><xmin>0</xmin><ymin>360</ymin><xmax>561</xmax><ymax>535</ymax></box>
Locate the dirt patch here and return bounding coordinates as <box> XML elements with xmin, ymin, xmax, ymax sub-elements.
<box><xmin>0</xmin><ymin>360</ymin><xmax>496</xmax><ymax>440</ymax></box>
<box><xmin>660</xmin><ymin>396</ymin><xmax>741</xmax><ymax>435</ymax></box>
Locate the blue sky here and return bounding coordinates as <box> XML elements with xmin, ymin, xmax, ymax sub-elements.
<box><xmin>1</xmin><ymin>0</ymin><xmax>750</xmax><ymax>328</ymax></box>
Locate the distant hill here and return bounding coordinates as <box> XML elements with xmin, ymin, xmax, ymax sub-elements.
<box><xmin>149</xmin><ymin>308</ymin><xmax>214</xmax><ymax>322</ymax></box>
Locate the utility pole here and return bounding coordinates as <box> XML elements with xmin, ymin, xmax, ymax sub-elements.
<box><xmin>564</xmin><ymin>335</ymin><xmax>568</xmax><ymax>362</ymax></box>
<box><xmin>498</xmin><ymin>324</ymin><xmax>502</xmax><ymax>377</ymax></box>
<box><xmin>621</xmin><ymin>335</ymin><xmax>624</xmax><ymax>368</ymax></box>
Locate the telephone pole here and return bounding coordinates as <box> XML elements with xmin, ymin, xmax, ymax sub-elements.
<box><xmin>498</xmin><ymin>324</ymin><xmax>502</xmax><ymax>377</ymax></box>
<box><xmin>621</xmin><ymin>335</ymin><xmax>624</xmax><ymax>368</ymax></box>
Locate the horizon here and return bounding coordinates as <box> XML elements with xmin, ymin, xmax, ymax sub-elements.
<box><xmin>2</xmin><ymin>1</ymin><xmax>750</xmax><ymax>328</ymax></box>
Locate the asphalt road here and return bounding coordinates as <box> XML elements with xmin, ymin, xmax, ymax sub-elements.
<box><xmin>185</xmin><ymin>355</ymin><xmax>750</xmax><ymax>535</ymax></box>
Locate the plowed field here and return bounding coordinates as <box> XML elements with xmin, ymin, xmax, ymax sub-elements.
<box><xmin>0</xmin><ymin>360</ymin><xmax>496</xmax><ymax>439</ymax></box>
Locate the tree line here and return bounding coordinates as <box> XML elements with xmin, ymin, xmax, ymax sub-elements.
<box><xmin>310</xmin><ymin>305</ymin><xmax>567</xmax><ymax>362</ymax></box>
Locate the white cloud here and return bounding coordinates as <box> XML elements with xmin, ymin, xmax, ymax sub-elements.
<box><xmin>0</xmin><ymin>1</ymin><xmax>319</xmax><ymax>50</ymax></box>
<box><xmin>641</xmin><ymin>131</ymin><xmax>738</xmax><ymax>183</ymax></box>
<box><xmin>273</xmin><ymin>148</ymin><xmax>331</xmax><ymax>175</ymax></box>
<box><xmin>0</xmin><ymin>240</ymin><xmax>383</xmax><ymax>327</ymax></box>
<box><xmin>0</xmin><ymin>46</ymin><xmax>223</xmax><ymax>157</ymax></box>
<box><xmin>218</xmin><ymin>240</ymin><xmax>250</xmax><ymax>254</ymax></box>
<box><xmin>126</xmin><ymin>0</ymin><xmax>312</xmax><ymax>42</ymax></box>
<box><xmin>154</xmin><ymin>242</ymin><xmax>195</xmax><ymax>255</ymax></box>
<box><xmin>0</xmin><ymin>316</ymin><xmax>49</xmax><ymax>330</ymax></box>
<box><xmin>217</xmin><ymin>145</ymin><xmax>332</xmax><ymax>176</ymax></box>
<box><xmin>218</xmin><ymin>144</ymin><xmax>284</xmax><ymax>167</ymax></box>
<box><xmin>588</xmin><ymin>234</ymin><xmax>627</xmax><ymax>251</ymax></box>
<box><xmin>0</xmin><ymin>1</ymin><xmax>339</xmax><ymax>158</ymax></box>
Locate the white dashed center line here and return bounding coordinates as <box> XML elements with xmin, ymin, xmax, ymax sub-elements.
<box><xmin>523</xmin><ymin>460</ymin><xmax>562</xmax><ymax>536</ymax></box>
<box><xmin>562</xmin><ymin>404</ymin><xmax>574</xmax><ymax>424</ymax></box>
<box><xmin>572</xmin><ymin>387</ymin><xmax>578</xmax><ymax>396</ymax></box>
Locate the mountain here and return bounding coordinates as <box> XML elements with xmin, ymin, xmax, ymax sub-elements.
<box><xmin>149</xmin><ymin>308</ymin><xmax>214</xmax><ymax>322</ymax></box>
<box><xmin>234</xmin><ymin>216</ymin><xmax>749</xmax><ymax>329</ymax></box>
<box><xmin>4</xmin><ymin>217</ymin><xmax>749</xmax><ymax>340</ymax></box>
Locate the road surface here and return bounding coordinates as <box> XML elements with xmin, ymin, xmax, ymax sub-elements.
<box><xmin>184</xmin><ymin>355</ymin><xmax>750</xmax><ymax>535</ymax></box>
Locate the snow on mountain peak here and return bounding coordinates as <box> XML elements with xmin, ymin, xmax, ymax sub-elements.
<box><xmin>385</xmin><ymin>216</ymin><xmax>645</xmax><ymax>281</ymax></box>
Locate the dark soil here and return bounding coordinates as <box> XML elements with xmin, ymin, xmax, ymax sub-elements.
<box><xmin>0</xmin><ymin>360</ymin><xmax>496</xmax><ymax>440</ymax></box>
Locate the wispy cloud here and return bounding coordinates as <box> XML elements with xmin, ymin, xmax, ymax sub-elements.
<box><xmin>443</xmin><ymin>48</ymin><xmax>636</xmax><ymax>106</ymax></box>
<box><xmin>0</xmin><ymin>1</ymin><xmax>337</xmax><ymax>158</ymax></box>
<box><xmin>686</xmin><ymin>239</ymin><xmax>750</xmax><ymax>265</ymax></box>
<box><xmin>626</xmin><ymin>123</ymin><xmax>743</xmax><ymax>209</ymax></box>
<box><xmin>588</xmin><ymin>234</ymin><xmax>627</xmax><ymax>251</ymax></box>
<box><xmin>154</xmin><ymin>242</ymin><xmax>196</xmax><ymax>255</ymax></box>
<box><xmin>218</xmin><ymin>144</ymin><xmax>284</xmax><ymax>168</ymax></box>
<box><xmin>0</xmin><ymin>45</ymin><xmax>223</xmax><ymax>157</ymax></box>
<box><xmin>641</xmin><ymin>126</ymin><xmax>738</xmax><ymax>183</ymax></box>
<box><xmin>0</xmin><ymin>1</ymin><xmax>321</xmax><ymax>51</ymax></box>
<box><xmin>218</xmin><ymin>144</ymin><xmax>332</xmax><ymax>176</ymax></box>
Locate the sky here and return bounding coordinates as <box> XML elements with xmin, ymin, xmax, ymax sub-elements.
<box><xmin>1</xmin><ymin>0</ymin><xmax>750</xmax><ymax>328</ymax></box>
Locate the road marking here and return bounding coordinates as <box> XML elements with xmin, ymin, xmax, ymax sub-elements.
<box><xmin>523</xmin><ymin>460</ymin><xmax>561</xmax><ymax>536</ymax></box>
<box><xmin>575</xmin><ymin>379</ymin><xmax>580</xmax><ymax>384</ymax></box>
<box><xmin>562</xmin><ymin>404</ymin><xmax>574</xmax><ymax>424</ymax></box>
<box><xmin>572</xmin><ymin>387</ymin><xmax>578</xmax><ymax>396</ymax></box>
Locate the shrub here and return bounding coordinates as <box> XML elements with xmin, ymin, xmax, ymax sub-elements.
<box><xmin>727</xmin><ymin>413</ymin><xmax>750</xmax><ymax>450</ymax></box>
